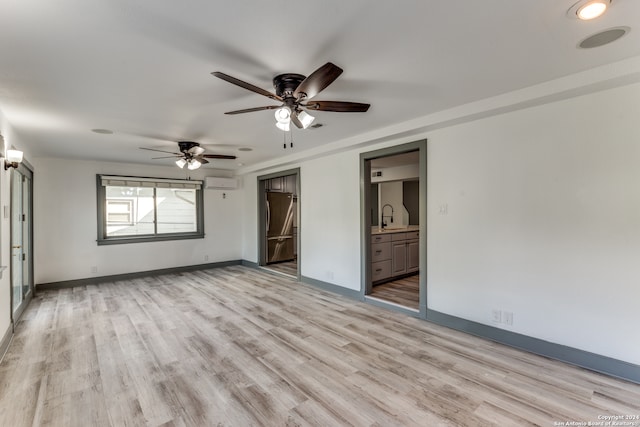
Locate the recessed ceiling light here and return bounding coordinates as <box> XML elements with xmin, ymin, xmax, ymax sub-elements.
<box><xmin>567</xmin><ymin>0</ymin><xmax>612</xmax><ymax>20</ymax></box>
<box><xmin>578</xmin><ymin>26</ymin><xmax>629</xmax><ymax>48</ymax></box>
<box><xmin>578</xmin><ymin>1</ymin><xmax>608</xmax><ymax>19</ymax></box>
<box><xmin>91</xmin><ymin>128</ymin><xmax>113</xmax><ymax>134</ymax></box>
<box><xmin>238</xmin><ymin>147</ymin><xmax>252</xmax><ymax>152</ymax></box>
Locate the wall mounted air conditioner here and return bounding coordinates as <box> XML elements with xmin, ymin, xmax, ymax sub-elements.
<box><xmin>204</xmin><ymin>177</ymin><xmax>238</xmax><ymax>190</ymax></box>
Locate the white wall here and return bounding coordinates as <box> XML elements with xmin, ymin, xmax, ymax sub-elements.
<box><xmin>379</xmin><ymin>181</ymin><xmax>405</xmax><ymax>227</ymax></box>
<box><xmin>33</xmin><ymin>158</ymin><xmax>243</xmax><ymax>283</ymax></box>
<box><xmin>240</xmin><ymin>173</ymin><xmax>258</xmax><ymax>264</ymax></box>
<box><xmin>300</xmin><ymin>153</ymin><xmax>361</xmax><ymax>289</ymax></box>
<box><xmin>0</xmin><ymin>114</ymin><xmax>11</xmax><ymax>345</ymax></box>
<box><xmin>372</xmin><ymin>163</ymin><xmax>419</xmax><ymax>183</ymax></box>
<box><xmin>239</xmin><ymin>82</ymin><xmax>640</xmax><ymax>365</ymax></box>
<box><xmin>426</xmin><ymin>82</ymin><xmax>640</xmax><ymax>365</ymax></box>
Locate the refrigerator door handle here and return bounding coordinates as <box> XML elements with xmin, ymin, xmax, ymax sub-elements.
<box><xmin>266</xmin><ymin>200</ymin><xmax>271</xmax><ymax>232</ymax></box>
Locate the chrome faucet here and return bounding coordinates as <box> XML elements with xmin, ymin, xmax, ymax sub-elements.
<box><xmin>381</xmin><ymin>204</ymin><xmax>394</xmax><ymax>229</ymax></box>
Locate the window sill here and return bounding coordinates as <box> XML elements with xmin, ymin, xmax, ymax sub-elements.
<box><xmin>97</xmin><ymin>233</ymin><xmax>204</xmax><ymax>246</ymax></box>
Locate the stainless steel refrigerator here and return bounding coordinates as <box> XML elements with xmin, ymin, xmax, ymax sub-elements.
<box><xmin>266</xmin><ymin>191</ymin><xmax>295</xmax><ymax>263</ymax></box>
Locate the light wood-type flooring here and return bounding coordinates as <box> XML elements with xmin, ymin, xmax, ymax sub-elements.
<box><xmin>370</xmin><ymin>274</ymin><xmax>419</xmax><ymax>310</ymax></box>
<box><xmin>1</xmin><ymin>266</ymin><xmax>639</xmax><ymax>426</ymax></box>
<box><xmin>265</xmin><ymin>260</ymin><xmax>298</xmax><ymax>277</ymax></box>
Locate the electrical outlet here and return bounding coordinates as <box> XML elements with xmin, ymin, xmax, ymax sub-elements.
<box><xmin>492</xmin><ymin>309</ymin><xmax>502</xmax><ymax>323</ymax></box>
<box><xmin>91</xmin><ymin>266</ymin><xmax>98</xmax><ymax>274</ymax></box>
<box><xmin>204</xmin><ymin>255</ymin><xmax>209</xmax><ymax>262</ymax></box>
<box><xmin>504</xmin><ymin>311</ymin><xmax>513</xmax><ymax>326</ymax></box>
<box><xmin>438</xmin><ymin>204</ymin><xmax>448</xmax><ymax>215</ymax></box>
<box><xmin>326</xmin><ymin>270</ymin><xmax>334</xmax><ymax>280</ymax></box>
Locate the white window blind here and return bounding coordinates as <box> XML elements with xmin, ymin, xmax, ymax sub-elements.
<box><xmin>100</xmin><ymin>175</ymin><xmax>202</xmax><ymax>189</ymax></box>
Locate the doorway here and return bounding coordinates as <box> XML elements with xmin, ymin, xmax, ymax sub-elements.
<box><xmin>258</xmin><ymin>168</ymin><xmax>300</xmax><ymax>279</ymax></box>
<box><xmin>360</xmin><ymin>140</ymin><xmax>427</xmax><ymax>315</ymax></box>
<box><xmin>10</xmin><ymin>163</ymin><xmax>34</xmax><ymax>324</ymax></box>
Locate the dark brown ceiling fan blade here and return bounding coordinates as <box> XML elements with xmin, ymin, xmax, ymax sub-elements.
<box><xmin>195</xmin><ymin>157</ymin><xmax>210</xmax><ymax>164</ymax></box>
<box><xmin>290</xmin><ymin>111</ymin><xmax>303</xmax><ymax>129</ymax></box>
<box><xmin>293</xmin><ymin>62</ymin><xmax>343</xmax><ymax>100</ymax></box>
<box><xmin>304</xmin><ymin>101</ymin><xmax>370</xmax><ymax>112</ymax></box>
<box><xmin>224</xmin><ymin>105</ymin><xmax>281</xmax><ymax>115</ymax></box>
<box><xmin>212</xmin><ymin>71</ymin><xmax>282</xmax><ymax>101</ymax></box>
<box><xmin>140</xmin><ymin>147</ymin><xmax>181</xmax><ymax>155</ymax></box>
<box><xmin>201</xmin><ymin>154</ymin><xmax>237</xmax><ymax>160</ymax></box>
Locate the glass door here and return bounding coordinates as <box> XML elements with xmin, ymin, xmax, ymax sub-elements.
<box><xmin>11</xmin><ymin>166</ymin><xmax>33</xmax><ymax>321</ymax></box>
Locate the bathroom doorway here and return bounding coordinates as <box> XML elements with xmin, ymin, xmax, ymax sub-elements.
<box><xmin>360</xmin><ymin>140</ymin><xmax>427</xmax><ymax>315</ymax></box>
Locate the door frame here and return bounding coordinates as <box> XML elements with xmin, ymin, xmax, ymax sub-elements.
<box><xmin>359</xmin><ymin>140</ymin><xmax>427</xmax><ymax>317</ymax></box>
<box><xmin>257</xmin><ymin>168</ymin><xmax>301</xmax><ymax>280</ymax></box>
<box><xmin>9</xmin><ymin>160</ymin><xmax>34</xmax><ymax>327</ymax></box>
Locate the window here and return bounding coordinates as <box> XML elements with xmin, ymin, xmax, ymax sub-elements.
<box><xmin>106</xmin><ymin>200</ymin><xmax>133</xmax><ymax>224</ymax></box>
<box><xmin>97</xmin><ymin>175</ymin><xmax>204</xmax><ymax>245</ymax></box>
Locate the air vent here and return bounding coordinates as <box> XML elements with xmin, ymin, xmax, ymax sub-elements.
<box><xmin>204</xmin><ymin>177</ymin><xmax>238</xmax><ymax>190</ymax></box>
<box><xmin>579</xmin><ymin>27</ymin><xmax>629</xmax><ymax>49</ymax></box>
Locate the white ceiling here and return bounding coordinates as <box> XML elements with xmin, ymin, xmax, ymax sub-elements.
<box><xmin>371</xmin><ymin>151</ymin><xmax>419</xmax><ymax>169</ymax></box>
<box><xmin>1</xmin><ymin>0</ymin><xmax>639</xmax><ymax>171</ymax></box>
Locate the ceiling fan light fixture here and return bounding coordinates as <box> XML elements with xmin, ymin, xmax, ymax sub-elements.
<box><xmin>274</xmin><ymin>106</ymin><xmax>291</xmax><ymax>123</ymax></box>
<box><xmin>187</xmin><ymin>159</ymin><xmax>202</xmax><ymax>170</ymax></box>
<box><xmin>275</xmin><ymin>121</ymin><xmax>290</xmax><ymax>132</ymax></box>
<box><xmin>175</xmin><ymin>158</ymin><xmax>187</xmax><ymax>169</ymax></box>
<box><xmin>297</xmin><ymin>110</ymin><xmax>315</xmax><ymax>129</ymax></box>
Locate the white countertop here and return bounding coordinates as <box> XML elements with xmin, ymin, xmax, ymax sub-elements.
<box><xmin>371</xmin><ymin>225</ymin><xmax>420</xmax><ymax>235</ymax></box>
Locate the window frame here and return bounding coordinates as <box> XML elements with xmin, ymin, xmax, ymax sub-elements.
<box><xmin>96</xmin><ymin>174</ymin><xmax>204</xmax><ymax>245</ymax></box>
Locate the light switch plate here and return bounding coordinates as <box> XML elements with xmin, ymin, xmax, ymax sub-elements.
<box><xmin>504</xmin><ymin>312</ymin><xmax>513</xmax><ymax>326</ymax></box>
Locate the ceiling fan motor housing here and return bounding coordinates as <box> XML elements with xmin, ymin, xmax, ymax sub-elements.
<box><xmin>273</xmin><ymin>74</ymin><xmax>306</xmax><ymax>98</ymax></box>
<box><xmin>177</xmin><ymin>141</ymin><xmax>199</xmax><ymax>153</ymax></box>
